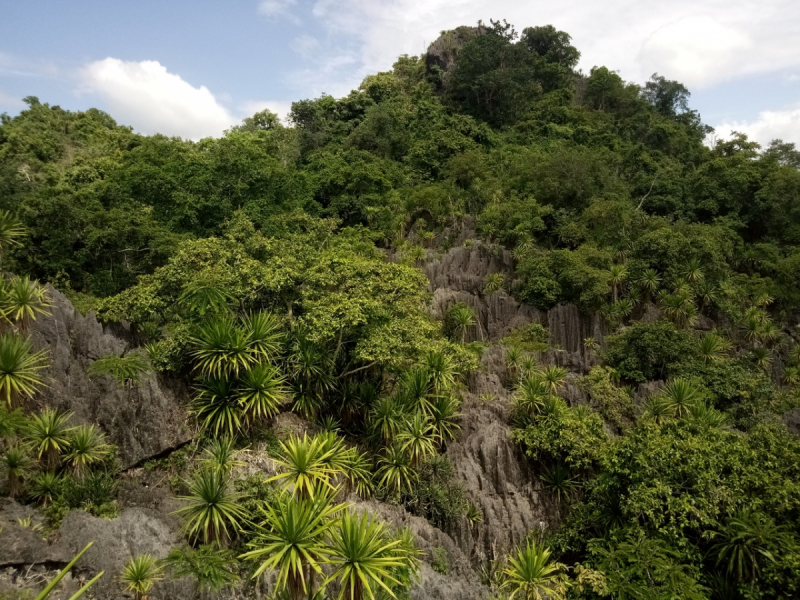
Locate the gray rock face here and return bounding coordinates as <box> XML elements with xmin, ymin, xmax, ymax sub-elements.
<box><xmin>425</xmin><ymin>26</ymin><xmax>486</xmax><ymax>86</ymax></box>
<box><xmin>27</xmin><ymin>287</ymin><xmax>193</xmax><ymax>469</ymax></box>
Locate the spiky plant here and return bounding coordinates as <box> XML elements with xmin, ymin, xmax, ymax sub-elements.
<box><xmin>240</xmin><ymin>491</ymin><xmax>345</xmax><ymax>600</ymax></box>
<box><xmin>3</xmin><ymin>441</ymin><xmax>32</xmax><ymax>498</ymax></box>
<box><xmin>0</xmin><ymin>210</ymin><xmax>25</xmax><ymax>262</ymax></box>
<box><xmin>644</xmin><ymin>396</ymin><xmax>673</xmax><ymax>425</ymax></box>
<box><xmin>637</xmin><ymin>268</ymin><xmax>661</xmax><ymax>303</ymax></box>
<box><xmin>87</xmin><ymin>352</ymin><xmax>150</xmax><ymax>388</ymax></box>
<box><xmin>608</xmin><ymin>264</ymin><xmax>627</xmax><ymax>302</ymax></box>
<box><xmin>750</xmin><ymin>347</ymin><xmax>773</xmax><ymax>372</ymax></box>
<box><xmin>682</xmin><ymin>258</ymin><xmax>704</xmax><ymax>283</ymax></box>
<box><xmin>540</xmin><ymin>366</ymin><xmax>568</xmax><ymax>393</ymax></box>
<box><xmin>466</xmin><ymin>503</ymin><xmax>483</xmax><ymax>528</ymax></box>
<box><xmin>713</xmin><ymin>510</ymin><xmax>788</xmax><ymax>582</ymax></box>
<box><xmin>693</xmin><ymin>279</ymin><xmax>717</xmax><ymax>310</ymax></box>
<box><xmin>0</xmin><ymin>403</ymin><xmax>25</xmax><ymax>442</ymax></box>
<box><xmin>269</xmin><ymin>434</ymin><xmax>339</xmax><ymax>498</ymax></box>
<box><xmin>27</xmin><ymin>408</ymin><xmax>72</xmax><ymax>471</ymax></box>
<box><xmin>289</xmin><ymin>331</ymin><xmax>334</xmax><ymax>401</ymax></box>
<box><xmin>163</xmin><ymin>545</ymin><xmax>240</xmax><ymax>592</ymax></box>
<box><xmin>400</xmin><ymin>366</ymin><xmax>432</xmax><ymax>413</ymax></box>
<box><xmin>540</xmin><ymin>463</ymin><xmax>579</xmax><ymax>503</ymax></box>
<box><xmin>3</xmin><ymin>276</ymin><xmax>52</xmax><ymax>330</ymax></box>
<box><xmin>119</xmin><ymin>554</ymin><xmax>164</xmax><ymax>600</ymax></box>
<box><xmin>369</xmin><ymin>397</ymin><xmax>404</xmax><ymax>446</ymax></box>
<box><xmin>65</xmin><ymin>424</ymin><xmax>111</xmax><ymax>479</ymax></box>
<box><xmin>506</xmin><ymin>345</ymin><xmax>523</xmax><ymax>378</ymax></box>
<box><xmin>201</xmin><ymin>436</ymin><xmax>245</xmax><ymax>475</ymax></box>
<box><xmin>237</xmin><ymin>363</ymin><xmax>288</xmax><ymax>424</ymax></box>
<box><xmin>376</xmin><ymin>444</ymin><xmax>416</xmax><ymax>495</ymax></box>
<box><xmin>660</xmin><ymin>378</ymin><xmax>702</xmax><ymax>418</ymax></box>
<box><xmin>178</xmin><ymin>279</ymin><xmax>233</xmax><ymax>318</ymax></box>
<box><xmin>241</xmin><ymin>311</ymin><xmax>283</xmax><ymax>359</ymax></box>
<box><xmin>0</xmin><ymin>334</ymin><xmax>48</xmax><ymax>406</ymax></box>
<box><xmin>514</xmin><ymin>375</ymin><xmax>549</xmax><ymax>420</ymax></box>
<box><xmin>191</xmin><ymin>317</ymin><xmax>256</xmax><ymax>379</ymax></box>
<box><xmin>324</xmin><ymin>510</ymin><xmax>407</xmax><ymax>600</ymax></box>
<box><xmin>783</xmin><ymin>366</ymin><xmax>800</xmax><ymax>386</ymax></box>
<box><xmin>29</xmin><ymin>471</ymin><xmax>62</xmax><ymax>506</ymax></box>
<box><xmin>447</xmin><ymin>302</ymin><xmax>475</xmax><ymax>343</ymax></box>
<box><xmin>540</xmin><ymin>396</ymin><xmax>567</xmax><ymax>418</ymax></box>
<box><xmin>699</xmin><ymin>332</ymin><xmax>730</xmax><ymax>365</ymax></box>
<box><xmin>175</xmin><ymin>468</ymin><xmax>246</xmax><ymax>544</ymax></box>
<box><xmin>687</xmin><ymin>402</ymin><xmax>729</xmax><ymax>429</ymax></box>
<box><xmin>319</xmin><ymin>415</ymin><xmax>342</xmax><ymax>433</ymax></box>
<box><xmin>192</xmin><ymin>377</ymin><xmax>244</xmax><ymax>438</ymax></box>
<box><xmin>484</xmin><ymin>272</ymin><xmax>505</xmax><ymax>296</ymax></box>
<box><xmin>501</xmin><ymin>541</ymin><xmax>566</xmax><ymax>600</ymax></box>
<box><xmin>423</xmin><ymin>350</ymin><xmax>459</xmax><ymax>394</ymax></box>
<box><xmin>341</xmin><ymin>447</ymin><xmax>374</xmax><ymax>498</ymax></box>
<box><xmin>427</xmin><ymin>395</ymin><xmax>462</xmax><ymax>450</ymax></box>
<box><xmin>398</xmin><ymin>411</ymin><xmax>436</xmax><ymax>467</ymax></box>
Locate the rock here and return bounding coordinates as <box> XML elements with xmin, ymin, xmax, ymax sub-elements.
<box><xmin>425</xmin><ymin>26</ymin><xmax>486</xmax><ymax>87</ymax></box>
<box><xmin>27</xmin><ymin>286</ymin><xmax>193</xmax><ymax>469</ymax></box>
<box><xmin>0</xmin><ymin>499</ymin><xmax>65</xmax><ymax>567</ymax></box>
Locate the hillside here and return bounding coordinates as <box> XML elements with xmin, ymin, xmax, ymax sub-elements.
<box><xmin>1</xmin><ymin>20</ymin><xmax>800</xmax><ymax>600</ymax></box>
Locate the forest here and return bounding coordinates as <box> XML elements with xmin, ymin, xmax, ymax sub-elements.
<box><xmin>1</xmin><ymin>19</ymin><xmax>800</xmax><ymax>600</ymax></box>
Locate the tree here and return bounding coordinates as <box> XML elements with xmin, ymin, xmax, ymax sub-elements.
<box><xmin>174</xmin><ymin>468</ymin><xmax>246</xmax><ymax>544</ymax></box>
<box><xmin>2</xmin><ymin>441</ymin><xmax>32</xmax><ymax>498</ymax></box>
<box><xmin>0</xmin><ymin>211</ymin><xmax>25</xmax><ymax>263</ymax></box>
<box><xmin>119</xmin><ymin>555</ymin><xmax>163</xmax><ymax>600</ymax></box>
<box><xmin>324</xmin><ymin>510</ymin><xmax>406</xmax><ymax>600</ymax></box>
<box><xmin>0</xmin><ymin>334</ymin><xmax>48</xmax><ymax>406</ymax></box>
<box><xmin>642</xmin><ymin>73</ymin><xmax>691</xmax><ymax>117</ymax></box>
<box><xmin>269</xmin><ymin>434</ymin><xmax>339</xmax><ymax>498</ymax></box>
<box><xmin>26</xmin><ymin>409</ymin><xmax>72</xmax><ymax>471</ymax></box>
<box><xmin>501</xmin><ymin>541</ymin><xmax>567</xmax><ymax>600</ymax></box>
<box><xmin>200</xmin><ymin>436</ymin><xmax>245</xmax><ymax>475</ymax></box>
<box><xmin>236</xmin><ymin>364</ymin><xmax>289</xmax><ymax>424</ymax></box>
<box><xmin>3</xmin><ymin>276</ymin><xmax>52</xmax><ymax>330</ymax></box>
<box><xmin>240</xmin><ymin>491</ymin><xmax>345</xmax><ymax>600</ymax></box>
<box><xmin>659</xmin><ymin>378</ymin><xmax>702</xmax><ymax>418</ymax></box>
<box><xmin>398</xmin><ymin>412</ymin><xmax>437</xmax><ymax>467</ymax></box>
<box><xmin>713</xmin><ymin>509</ymin><xmax>788</xmax><ymax>582</ymax></box>
<box><xmin>65</xmin><ymin>424</ymin><xmax>111</xmax><ymax>479</ymax></box>
<box><xmin>447</xmin><ymin>302</ymin><xmax>476</xmax><ymax>343</ymax></box>
<box><xmin>376</xmin><ymin>444</ymin><xmax>416</xmax><ymax>495</ymax></box>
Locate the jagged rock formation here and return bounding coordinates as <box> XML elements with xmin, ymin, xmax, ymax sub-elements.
<box><xmin>27</xmin><ymin>287</ymin><xmax>192</xmax><ymax>469</ymax></box>
<box><xmin>425</xmin><ymin>26</ymin><xmax>485</xmax><ymax>87</ymax></box>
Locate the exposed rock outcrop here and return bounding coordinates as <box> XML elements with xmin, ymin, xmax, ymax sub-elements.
<box><xmin>27</xmin><ymin>287</ymin><xmax>192</xmax><ymax>469</ymax></box>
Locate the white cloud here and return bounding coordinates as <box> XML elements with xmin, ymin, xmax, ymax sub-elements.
<box><xmin>716</xmin><ymin>103</ymin><xmax>800</xmax><ymax>146</ymax></box>
<box><xmin>79</xmin><ymin>58</ymin><xmax>237</xmax><ymax>139</ymax></box>
<box><xmin>240</xmin><ymin>99</ymin><xmax>293</xmax><ymax>124</ymax></box>
<box><xmin>0</xmin><ymin>90</ymin><xmax>25</xmax><ymax>112</ymax></box>
<box><xmin>307</xmin><ymin>0</ymin><xmax>800</xmax><ymax>91</ymax></box>
<box><xmin>258</xmin><ymin>0</ymin><xmax>296</xmax><ymax>18</ymax></box>
<box><xmin>290</xmin><ymin>35</ymin><xmax>320</xmax><ymax>59</ymax></box>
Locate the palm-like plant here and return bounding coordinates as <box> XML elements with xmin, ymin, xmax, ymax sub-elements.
<box><xmin>484</xmin><ymin>273</ymin><xmax>505</xmax><ymax>296</ymax></box>
<box><xmin>699</xmin><ymin>332</ymin><xmax>731</xmax><ymax>365</ymax></box>
<box><xmin>400</xmin><ymin>366</ymin><xmax>432</xmax><ymax>413</ymax></box>
<box><xmin>341</xmin><ymin>447</ymin><xmax>374</xmax><ymax>498</ymax></box>
<box><xmin>682</xmin><ymin>258</ymin><xmax>704</xmax><ymax>284</ymax></box>
<box><xmin>514</xmin><ymin>375</ymin><xmax>549</xmax><ymax>421</ymax></box>
<box><xmin>637</xmin><ymin>268</ymin><xmax>661</xmax><ymax>304</ymax></box>
<box><xmin>269</xmin><ymin>434</ymin><xmax>338</xmax><ymax>498</ymax></box>
<box><xmin>751</xmin><ymin>347</ymin><xmax>773</xmax><ymax>371</ymax></box>
<box><xmin>608</xmin><ymin>264</ymin><xmax>627</xmax><ymax>302</ymax></box>
<box><xmin>240</xmin><ymin>492</ymin><xmax>345</xmax><ymax>600</ymax></box>
<box><xmin>192</xmin><ymin>377</ymin><xmax>244</xmax><ymax>437</ymax></box>
<box><xmin>427</xmin><ymin>395</ymin><xmax>462</xmax><ymax>449</ymax></box>
<box><xmin>660</xmin><ymin>378</ymin><xmax>702</xmax><ymax>418</ymax></box>
<box><xmin>0</xmin><ymin>403</ymin><xmax>25</xmax><ymax>441</ymax></box>
<box><xmin>506</xmin><ymin>346</ymin><xmax>523</xmax><ymax>379</ymax></box>
<box><xmin>501</xmin><ymin>541</ymin><xmax>566</xmax><ymax>600</ymax></box>
<box><xmin>713</xmin><ymin>510</ymin><xmax>787</xmax><ymax>582</ymax></box>
<box><xmin>693</xmin><ymin>279</ymin><xmax>717</xmax><ymax>310</ymax></box>
<box><xmin>376</xmin><ymin>444</ymin><xmax>416</xmax><ymax>495</ymax></box>
<box><xmin>687</xmin><ymin>402</ymin><xmax>729</xmax><ymax>429</ymax></box>
<box><xmin>191</xmin><ymin>317</ymin><xmax>256</xmax><ymax>379</ymax></box>
<box><xmin>87</xmin><ymin>352</ymin><xmax>150</xmax><ymax>388</ymax></box>
<box><xmin>241</xmin><ymin>311</ymin><xmax>284</xmax><ymax>359</ymax></box>
<box><xmin>540</xmin><ymin>462</ymin><xmax>579</xmax><ymax>504</ymax></box>
<box><xmin>539</xmin><ymin>366</ymin><xmax>568</xmax><ymax>394</ymax></box>
<box><xmin>398</xmin><ymin>412</ymin><xmax>436</xmax><ymax>467</ymax></box>
<box><xmin>119</xmin><ymin>554</ymin><xmax>163</xmax><ymax>600</ymax></box>
<box><xmin>29</xmin><ymin>471</ymin><xmax>62</xmax><ymax>506</ymax></box>
<box><xmin>0</xmin><ymin>211</ymin><xmax>25</xmax><ymax>262</ymax></box>
<box><xmin>369</xmin><ymin>397</ymin><xmax>404</xmax><ymax>446</ymax></box>
<box><xmin>174</xmin><ymin>468</ymin><xmax>246</xmax><ymax>544</ymax></box>
<box><xmin>178</xmin><ymin>279</ymin><xmax>233</xmax><ymax>318</ymax></box>
<box><xmin>3</xmin><ymin>441</ymin><xmax>32</xmax><ymax>498</ymax></box>
<box><xmin>783</xmin><ymin>366</ymin><xmax>800</xmax><ymax>386</ymax></box>
<box><xmin>237</xmin><ymin>363</ymin><xmax>288</xmax><ymax>424</ymax></box>
<box><xmin>3</xmin><ymin>276</ymin><xmax>52</xmax><ymax>330</ymax></box>
<box><xmin>324</xmin><ymin>510</ymin><xmax>406</xmax><ymax>600</ymax></box>
<box><xmin>662</xmin><ymin>291</ymin><xmax>698</xmax><ymax>329</ymax></box>
<box><xmin>423</xmin><ymin>350</ymin><xmax>459</xmax><ymax>394</ymax></box>
<box><xmin>644</xmin><ymin>396</ymin><xmax>673</xmax><ymax>425</ymax></box>
<box><xmin>0</xmin><ymin>334</ymin><xmax>48</xmax><ymax>406</ymax></box>
<box><xmin>163</xmin><ymin>544</ymin><xmax>240</xmax><ymax>592</ymax></box>
<box><xmin>27</xmin><ymin>408</ymin><xmax>72</xmax><ymax>471</ymax></box>
<box><xmin>201</xmin><ymin>436</ymin><xmax>245</xmax><ymax>475</ymax></box>
<box><xmin>448</xmin><ymin>302</ymin><xmax>475</xmax><ymax>343</ymax></box>
<box><xmin>65</xmin><ymin>424</ymin><xmax>111</xmax><ymax>479</ymax></box>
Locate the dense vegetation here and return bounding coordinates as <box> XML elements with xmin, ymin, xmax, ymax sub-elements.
<box><xmin>2</xmin><ymin>18</ymin><xmax>800</xmax><ymax>600</ymax></box>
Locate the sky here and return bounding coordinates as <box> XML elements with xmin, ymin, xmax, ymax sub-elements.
<box><xmin>1</xmin><ymin>0</ymin><xmax>799</xmax><ymax>145</ymax></box>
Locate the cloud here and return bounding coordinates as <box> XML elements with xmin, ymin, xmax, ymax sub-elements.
<box><xmin>258</xmin><ymin>0</ymin><xmax>296</xmax><ymax>18</ymax></box>
<box><xmin>306</xmin><ymin>0</ymin><xmax>800</xmax><ymax>91</ymax></box>
<box><xmin>240</xmin><ymin>99</ymin><xmax>293</xmax><ymax>124</ymax></box>
<box><xmin>290</xmin><ymin>35</ymin><xmax>320</xmax><ymax>59</ymax></box>
<box><xmin>79</xmin><ymin>58</ymin><xmax>237</xmax><ymax>139</ymax></box>
<box><xmin>716</xmin><ymin>102</ymin><xmax>800</xmax><ymax>146</ymax></box>
<box><xmin>0</xmin><ymin>90</ymin><xmax>25</xmax><ymax>112</ymax></box>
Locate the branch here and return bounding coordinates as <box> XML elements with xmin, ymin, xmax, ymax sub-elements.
<box><xmin>636</xmin><ymin>173</ymin><xmax>660</xmax><ymax>211</ymax></box>
<box><xmin>338</xmin><ymin>362</ymin><xmax>378</xmax><ymax>379</ymax></box>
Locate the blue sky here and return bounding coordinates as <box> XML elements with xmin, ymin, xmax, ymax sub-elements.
<box><xmin>2</xmin><ymin>0</ymin><xmax>799</xmax><ymax>144</ymax></box>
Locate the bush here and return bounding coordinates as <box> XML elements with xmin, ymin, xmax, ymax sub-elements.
<box><xmin>605</xmin><ymin>321</ymin><xmax>698</xmax><ymax>382</ymax></box>
<box><xmin>430</xmin><ymin>547</ymin><xmax>450</xmax><ymax>575</ymax></box>
<box><xmin>402</xmin><ymin>455</ymin><xmax>467</xmax><ymax>529</ymax></box>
